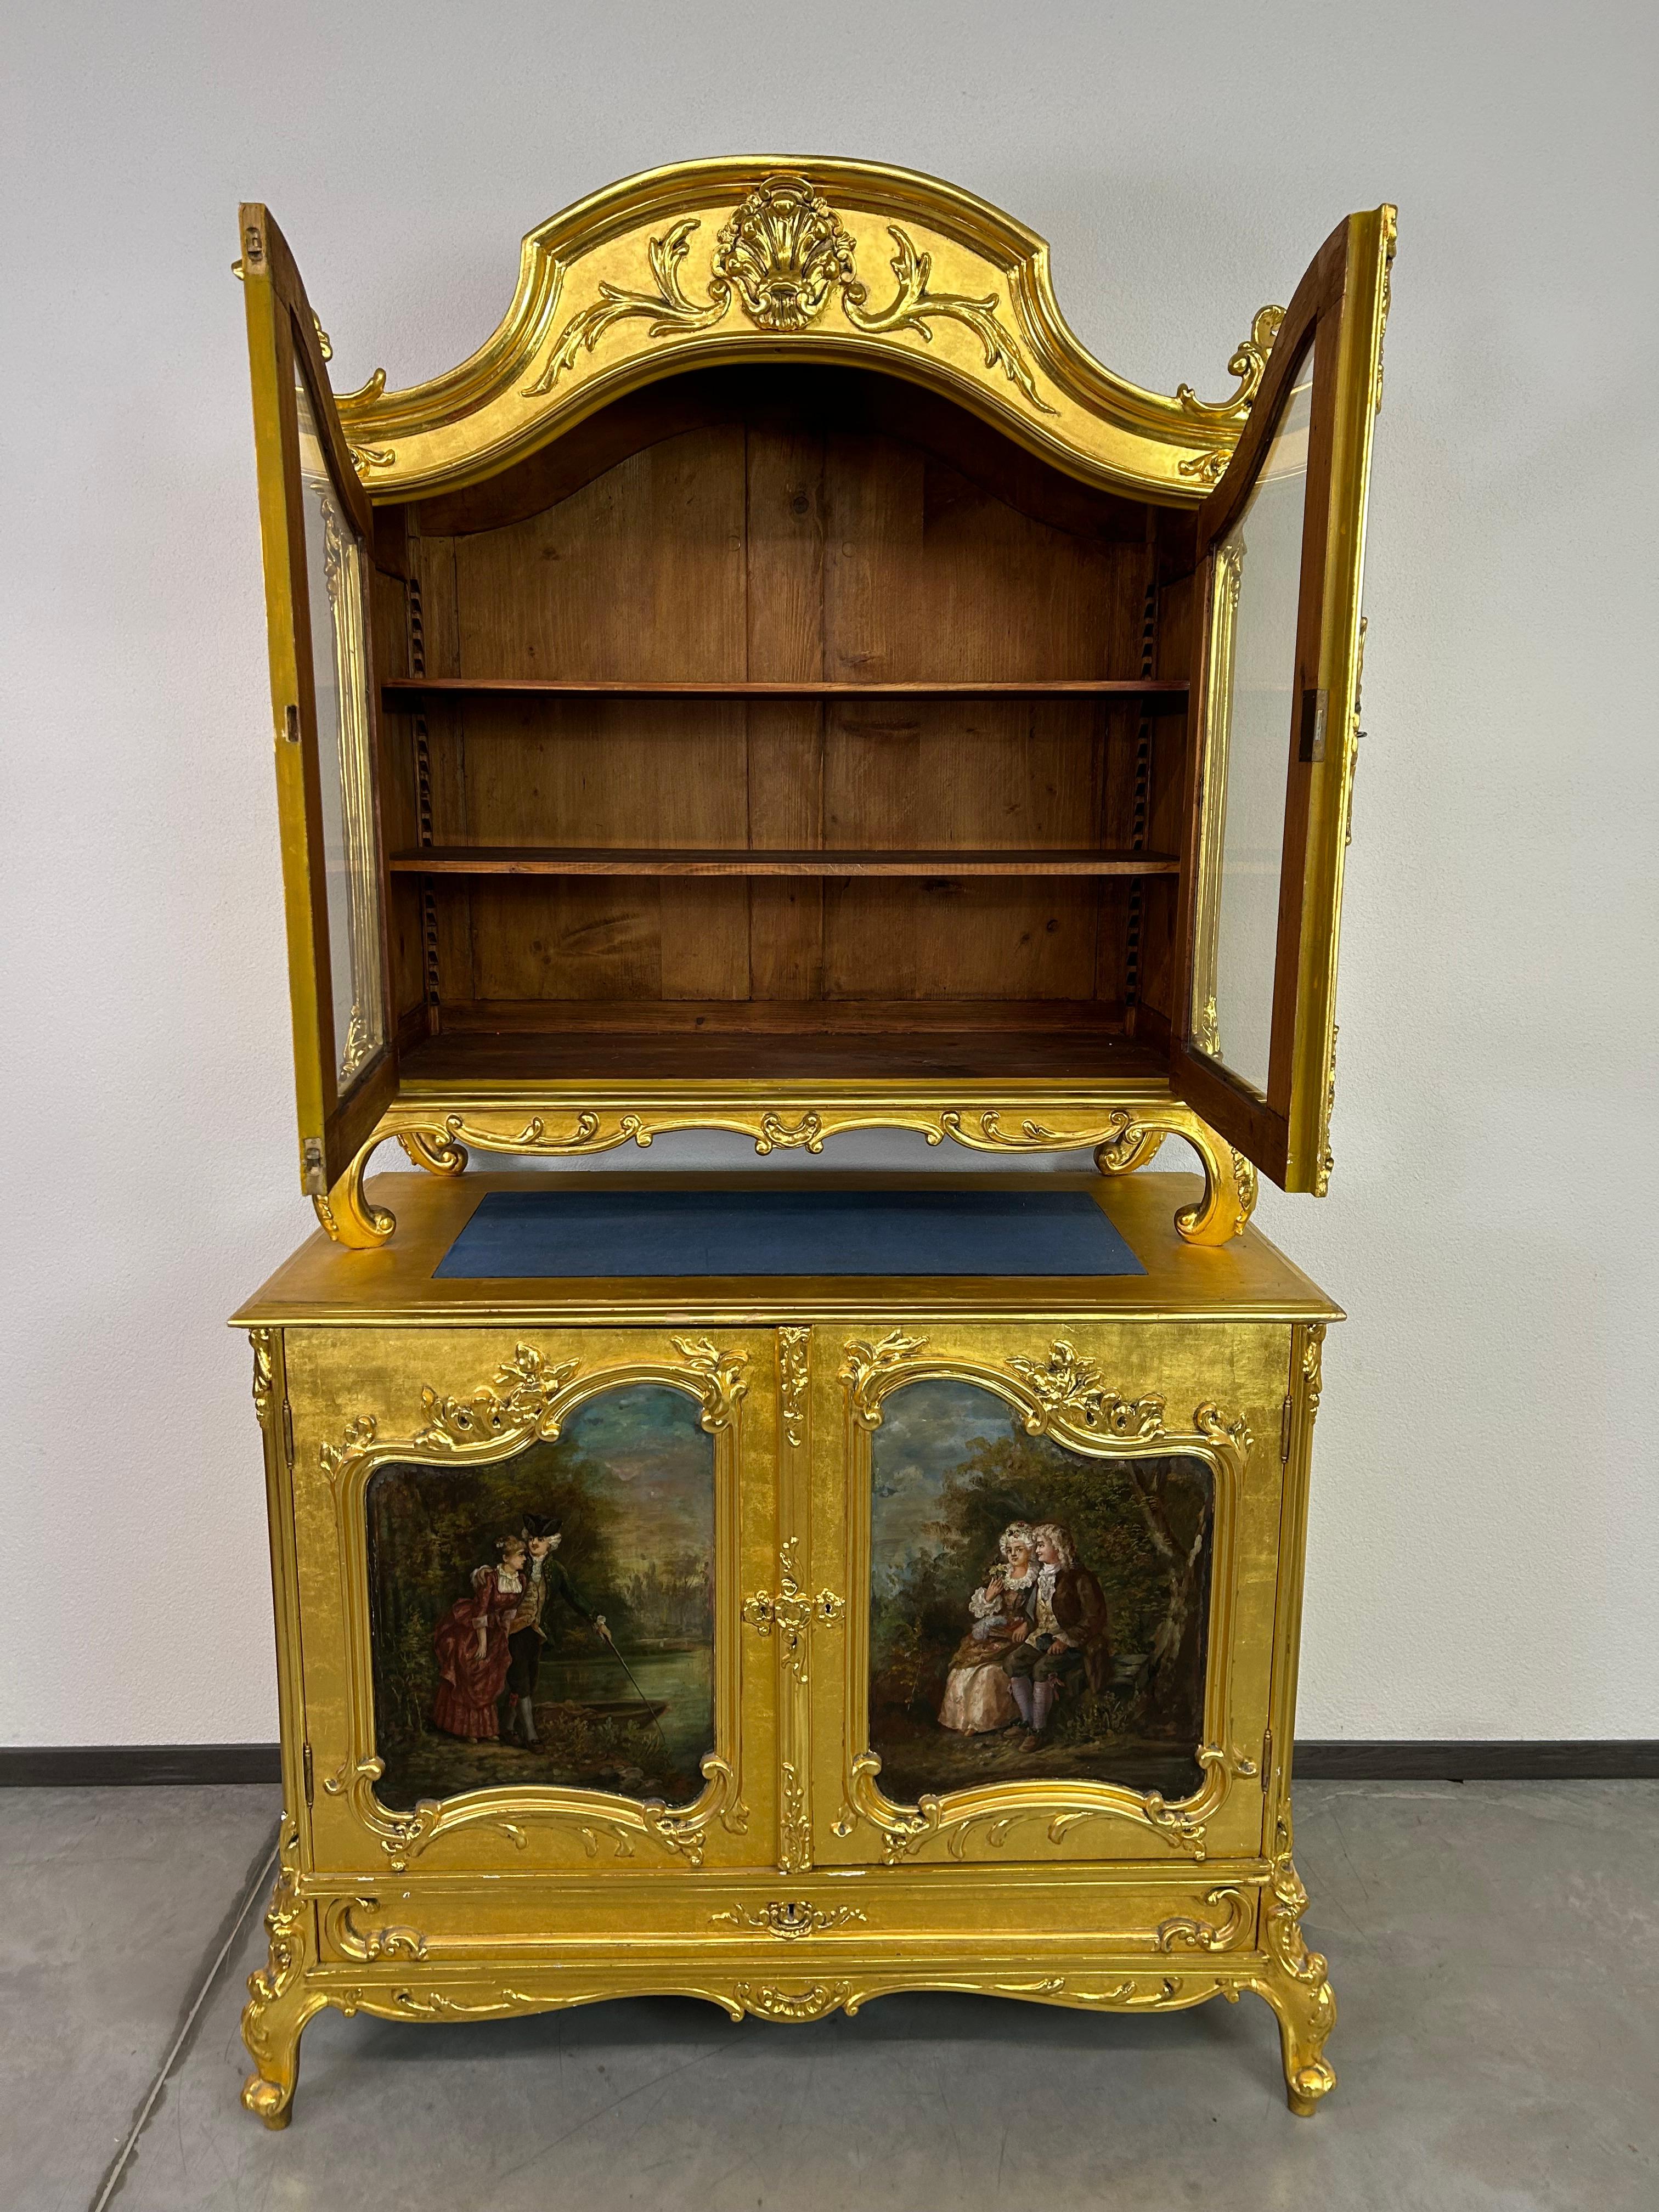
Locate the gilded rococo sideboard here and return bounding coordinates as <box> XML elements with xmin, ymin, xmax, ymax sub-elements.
<box><xmin>232</xmin><ymin>156</ymin><xmax>1391</xmax><ymax>2122</ymax></box>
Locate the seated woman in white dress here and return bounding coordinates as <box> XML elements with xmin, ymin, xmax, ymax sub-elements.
<box><xmin>938</xmin><ymin>1523</ymin><xmax>1036</xmax><ymax>1735</ymax></box>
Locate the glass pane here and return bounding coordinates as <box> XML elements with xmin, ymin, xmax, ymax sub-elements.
<box><xmin>868</xmin><ymin>1378</ymin><xmax>1213</xmax><ymax>1804</ymax></box>
<box><xmin>293</xmin><ymin>358</ymin><xmax>384</xmax><ymax>1089</ymax></box>
<box><xmin>1196</xmin><ymin>349</ymin><xmax>1313</xmax><ymax>1095</ymax></box>
<box><xmin>365</xmin><ymin>1385</ymin><xmax>716</xmax><ymax>1807</ymax></box>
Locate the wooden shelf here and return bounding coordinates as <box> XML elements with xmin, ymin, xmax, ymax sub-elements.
<box><xmin>383</xmin><ymin>676</ymin><xmax>1189</xmax><ymax>702</ymax></box>
<box><xmin>399</xmin><ymin>1026</ymin><xmax>1164</xmax><ymax>1086</ymax></box>
<box><xmin>390</xmin><ymin>847</ymin><xmax>1180</xmax><ymax>879</ymax></box>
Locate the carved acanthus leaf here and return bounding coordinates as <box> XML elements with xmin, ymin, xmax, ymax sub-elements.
<box><xmin>1006</xmin><ymin>1340</ymin><xmax>1166</xmax><ymax>1439</ymax></box>
<box><xmin>415</xmin><ymin>1344</ymin><xmax>579</xmax><ymax>1449</ymax></box>
<box><xmin>838</xmin><ymin>1330</ymin><xmax>928</xmax><ymax>1426</ymax></box>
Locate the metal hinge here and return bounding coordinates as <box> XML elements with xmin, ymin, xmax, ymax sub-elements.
<box><xmin>282</xmin><ymin>703</ymin><xmax>301</xmax><ymax>744</ymax></box>
<box><xmin>302</xmin><ymin>1742</ymin><xmax>314</xmax><ymax>1808</ymax></box>
<box><xmin>301</xmin><ymin>1137</ymin><xmax>326</xmax><ymax>1197</ymax></box>
<box><xmin>1261</xmin><ymin>1726</ymin><xmax>1273</xmax><ymax>1780</ymax></box>
<box><xmin>281</xmin><ymin>1397</ymin><xmax>295</xmax><ymax>1475</ymax></box>
<box><xmin>1299</xmin><ymin>686</ymin><xmax>1328</xmax><ymax>763</ymax></box>
<box><xmin>1280</xmin><ymin>1394</ymin><xmax>1294</xmax><ymax>1461</ymax></box>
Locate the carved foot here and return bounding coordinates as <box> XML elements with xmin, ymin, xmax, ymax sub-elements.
<box><xmin>1094</xmin><ymin>1107</ymin><xmax>1257</xmax><ymax>1246</ymax></box>
<box><xmin>241</xmin><ymin>1820</ymin><xmax>327</xmax><ymax>2128</ymax></box>
<box><xmin>1253</xmin><ymin>1820</ymin><xmax>1337</xmax><ymax>2115</ymax></box>
<box><xmin>314</xmin><ymin>1138</ymin><xmax>396</xmax><ymax>1250</ymax></box>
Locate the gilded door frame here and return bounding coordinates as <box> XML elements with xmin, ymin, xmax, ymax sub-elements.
<box><xmin>828</xmin><ymin>1330</ymin><xmax>1257</xmax><ymax>1866</ymax></box>
<box><xmin>308</xmin><ymin>1336</ymin><xmax>753</xmax><ymax>1871</ymax></box>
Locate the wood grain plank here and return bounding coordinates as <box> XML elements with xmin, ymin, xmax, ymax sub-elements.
<box><xmin>392</xmin><ymin>848</ymin><xmax>1178</xmax><ymax>877</ymax></box>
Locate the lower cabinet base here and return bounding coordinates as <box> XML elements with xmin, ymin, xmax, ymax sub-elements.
<box><xmin>239</xmin><ymin>1822</ymin><xmax>1338</xmax><ymax>2127</ymax></box>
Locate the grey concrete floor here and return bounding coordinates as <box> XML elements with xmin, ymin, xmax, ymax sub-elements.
<box><xmin>2</xmin><ymin>1781</ymin><xmax>1655</xmax><ymax>2211</ymax></box>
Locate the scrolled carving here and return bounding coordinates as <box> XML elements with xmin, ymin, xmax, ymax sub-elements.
<box><xmin>1301</xmin><ymin>1324</ymin><xmax>1325</xmax><ymax>1425</ymax></box>
<box><xmin>1005</xmin><ymin>1340</ymin><xmax>1165</xmax><ymax>1440</ymax></box>
<box><xmin>1178</xmin><ymin>304</ymin><xmax>1285</xmax><ymax>424</ymax></box>
<box><xmin>322</xmin><ymin>1897</ymin><xmax>428</xmax><ymax>1963</ymax></box>
<box><xmin>391</xmin><ymin>1986</ymin><xmax>535</xmax><ymax>2019</ymax></box>
<box><xmin>319</xmin><ymin>1414</ymin><xmax>377</xmax><ymax>1487</ymax></box>
<box><xmin>777</xmin><ymin>1326</ymin><xmax>809</xmax><ymax>1449</ymax></box>
<box><xmin>712</xmin><ymin>1900</ymin><xmax>866</xmax><ymax>1939</ymax></box>
<box><xmin>523</xmin><ymin>219</ymin><xmax>728</xmax><ymax>396</ymax></box>
<box><xmin>735</xmin><ymin>1979</ymin><xmax>852</xmax><ymax>2022</ymax></box>
<box><xmin>838</xmin><ymin>1330</ymin><xmax>928</xmax><ymax>1427</ymax></box>
<box><xmin>779</xmin><ymin>1760</ymin><xmax>811</xmax><ymax>1875</ymax></box>
<box><xmin>1195</xmin><ymin>1402</ymin><xmax>1254</xmax><ymax>1464</ymax></box>
<box><xmin>414</xmin><ymin>1343</ymin><xmax>579</xmax><ymax>1450</ymax></box>
<box><xmin>670</xmin><ymin>1336</ymin><xmax>750</xmax><ymax>1433</ymax></box>
<box><xmin>249</xmin><ymin>1329</ymin><xmax>276</xmax><ymax>1433</ymax></box>
<box><xmin>842</xmin><ymin>224</ymin><xmax>1057</xmax><ymax>413</ymax></box>
<box><xmin>1155</xmin><ymin>1884</ymin><xmax>1252</xmax><ymax>1954</ymax></box>
<box><xmin>397</xmin><ymin>1127</ymin><xmax>467</xmax><ymax>1176</ymax></box>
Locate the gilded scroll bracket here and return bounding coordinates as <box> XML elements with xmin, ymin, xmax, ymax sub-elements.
<box><xmin>310</xmin><ymin>1099</ymin><xmax>1255</xmax><ymax>1253</ymax></box>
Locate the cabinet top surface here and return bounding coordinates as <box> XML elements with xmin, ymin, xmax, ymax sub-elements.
<box><xmin>232</xmin><ymin>1172</ymin><xmax>1341</xmax><ymax>1327</ymax></box>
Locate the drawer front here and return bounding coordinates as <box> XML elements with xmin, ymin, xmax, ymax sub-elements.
<box><xmin>808</xmin><ymin>1317</ymin><xmax>1296</xmax><ymax>1873</ymax></box>
<box><xmin>309</xmin><ymin>1864</ymin><xmax>1263</xmax><ymax>1969</ymax></box>
<box><xmin>280</xmin><ymin>1324</ymin><xmax>779</xmax><ymax>1879</ymax></box>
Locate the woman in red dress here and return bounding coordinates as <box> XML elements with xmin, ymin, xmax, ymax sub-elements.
<box><xmin>431</xmin><ymin>1534</ymin><xmax>527</xmax><ymax>1740</ymax></box>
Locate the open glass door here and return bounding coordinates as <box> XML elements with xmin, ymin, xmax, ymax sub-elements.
<box><xmin>239</xmin><ymin>202</ymin><xmax>396</xmax><ymax>1199</ymax></box>
<box><xmin>1172</xmin><ymin>207</ymin><xmax>1394</xmax><ymax>1192</ymax></box>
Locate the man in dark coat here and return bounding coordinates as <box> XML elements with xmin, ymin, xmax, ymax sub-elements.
<box><xmin>501</xmin><ymin>1515</ymin><xmax>609</xmax><ymax>1746</ymax></box>
<box><xmin>1001</xmin><ymin>1521</ymin><xmax>1111</xmax><ymax>1749</ymax></box>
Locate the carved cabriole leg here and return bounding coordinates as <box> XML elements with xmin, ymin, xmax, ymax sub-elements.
<box><xmin>1094</xmin><ymin>1105</ymin><xmax>1258</xmax><ymax>1246</ymax></box>
<box><xmin>1250</xmin><ymin>1815</ymin><xmax>1338</xmax><ymax>2116</ymax></box>
<box><xmin>241</xmin><ymin>1818</ymin><xmax>328</xmax><ymax>2129</ymax></box>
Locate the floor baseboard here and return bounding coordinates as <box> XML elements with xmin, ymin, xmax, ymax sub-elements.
<box><xmin>1293</xmin><ymin>1740</ymin><xmax>1659</xmax><ymax>1780</ymax></box>
<box><xmin>2</xmin><ymin>1740</ymin><xmax>1657</xmax><ymax>1787</ymax></box>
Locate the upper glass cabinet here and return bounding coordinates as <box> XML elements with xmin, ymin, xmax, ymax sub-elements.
<box><xmin>240</xmin><ymin>203</ymin><xmax>396</xmax><ymax>1194</ymax></box>
<box><xmin>1174</xmin><ymin>207</ymin><xmax>1394</xmax><ymax>1193</ymax></box>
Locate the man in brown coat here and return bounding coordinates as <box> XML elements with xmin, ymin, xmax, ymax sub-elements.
<box><xmin>1001</xmin><ymin>1521</ymin><xmax>1111</xmax><ymax>1748</ymax></box>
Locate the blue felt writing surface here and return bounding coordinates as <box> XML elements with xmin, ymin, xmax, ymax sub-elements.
<box><xmin>434</xmin><ymin>1189</ymin><xmax>1143</xmax><ymax>1279</ymax></box>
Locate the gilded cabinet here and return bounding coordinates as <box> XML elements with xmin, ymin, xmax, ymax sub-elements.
<box><xmin>235</xmin><ymin>1172</ymin><xmax>1339</xmax><ymax>2123</ymax></box>
<box><xmin>233</xmin><ymin>156</ymin><xmax>1389</xmax><ymax>2128</ymax></box>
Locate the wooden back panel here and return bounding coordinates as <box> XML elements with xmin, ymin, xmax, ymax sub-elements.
<box><xmin>389</xmin><ymin>366</ymin><xmax>1191</xmax><ymax>1030</ymax></box>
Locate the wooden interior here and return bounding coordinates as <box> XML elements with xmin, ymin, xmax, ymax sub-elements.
<box><xmin>370</xmin><ymin>364</ymin><xmax>1198</xmax><ymax>1087</ymax></box>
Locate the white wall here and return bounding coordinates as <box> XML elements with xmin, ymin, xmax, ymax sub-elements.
<box><xmin>4</xmin><ymin>1</ymin><xmax>1656</xmax><ymax>1747</ymax></box>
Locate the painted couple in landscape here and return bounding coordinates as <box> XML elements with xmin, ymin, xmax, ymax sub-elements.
<box><xmin>428</xmin><ymin>1514</ymin><xmax>610</xmax><ymax>1747</ymax></box>
<box><xmin>938</xmin><ymin>1520</ymin><xmax>1110</xmax><ymax>1751</ymax></box>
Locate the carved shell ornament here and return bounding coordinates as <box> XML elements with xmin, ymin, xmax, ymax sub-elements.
<box><xmin>524</xmin><ymin>170</ymin><xmax>1056</xmax><ymax>414</ymax></box>
<box><xmin>712</xmin><ymin>174</ymin><xmax>857</xmax><ymax>331</ymax></box>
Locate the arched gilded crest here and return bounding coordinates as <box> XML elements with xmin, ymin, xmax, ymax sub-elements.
<box><xmin>332</xmin><ymin>155</ymin><xmax>1282</xmax><ymax>500</ymax></box>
